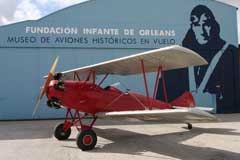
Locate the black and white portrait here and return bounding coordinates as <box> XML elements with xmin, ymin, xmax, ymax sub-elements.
<box><xmin>158</xmin><ymin>5</ymin><xmax>239</xmax><ymax>113</ymax></box>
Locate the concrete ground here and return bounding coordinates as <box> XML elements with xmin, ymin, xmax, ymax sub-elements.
<box><xmin>0</xmin><ymin>114</ymin><xmax>240</xmax><ymax>160</ymax></box>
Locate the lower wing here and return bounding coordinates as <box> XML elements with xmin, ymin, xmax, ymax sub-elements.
<box><xmin>97</xmin><ymin>107</ymin><xmax>217</xmax><ymax>123</ymax></box>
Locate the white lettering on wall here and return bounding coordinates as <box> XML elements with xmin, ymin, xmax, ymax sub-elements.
<box><xmin>83</xmin><ymin>28</ymin><xmax>119</xmax><ymax>36</ymax></box>
<box><xmin>26</xmin><ymin>27</ymin><xmax>78</xmax><ymax>35</ymax></box>
<box><xmin>139</xmin><ymin>29</ymin><xmax>175</xmax><ymax>37</ymax></box>
<box><xmin>25</xmin><ymin>26</ymin><xmax>176</xmax><ymax>37</ymax></box>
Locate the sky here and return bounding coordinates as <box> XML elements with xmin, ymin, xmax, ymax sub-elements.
<box><xmin>0</xmin><ymin>0</ymin><xmax>239</xmax><ymax>42</ymax></box>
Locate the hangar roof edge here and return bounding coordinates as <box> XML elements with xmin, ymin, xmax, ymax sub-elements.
<box><xmin>0</xmin><ymin>0</ymin><xmax>93</xmax><ymax>29</ymax></box>
<box><xmin>0</xmin><ymin>0</ymin><xmax>237</xmax><ymax>29</ymax></box>
<box><xmin>38</xmin><ymin>0</ymin><xmax>93</xmax><ymax>21</ymax></box>
<box><xmin>214</xmin><ymin>0</ymin><xmax>238</xmax><ymax>10</ymax></box>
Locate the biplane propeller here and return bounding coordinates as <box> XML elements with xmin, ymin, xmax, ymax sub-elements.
<box><xmin>33</xmin><ymin>45</ymin><xmax>216</xmax><ymax>151</ymax></box>
<box><xmin>33</xmin><ymin>57</ymin><xmax>59</xmax><ymax>116</ymax></box>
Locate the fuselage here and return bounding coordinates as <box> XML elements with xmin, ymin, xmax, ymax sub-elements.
<box><xmin>46</xmin><ymin>80</ymin><xmax>174</xmax><ymax>114</ymax></box>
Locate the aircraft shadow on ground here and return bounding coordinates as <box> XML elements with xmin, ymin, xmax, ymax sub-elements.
<box><xmin>0</xmin><ymin>114</ymin><xmax>239</xmax><ymax>141</ymax></box>
<box><xmin>1</xmin><ymin>119</ymin><xmax>240</xmax><ymax>160</ymax></box>
<box><xmin>88</xmin><ymin>127</ymin><xmax>240</xmax><ymax>160</ymax></box>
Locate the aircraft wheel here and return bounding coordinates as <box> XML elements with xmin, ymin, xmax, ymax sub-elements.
<box><xmin>76</xmin><ymin>129</ymin><xmax>97</xmax><ymax>151</ymax></box>
<box><xmin>186</xmin><ymin>122</ymin><xmax>193</xmax><ymax>130</ymax></box>
<box><xmin>54</xmin><ymin>123</ymin><xmax>71</xmax><ymax>140</ymax></box>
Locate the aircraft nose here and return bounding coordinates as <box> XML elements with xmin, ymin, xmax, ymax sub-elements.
<box><xmin>46</xmin><ymin>81</ymin><xmax>62</xmax><ymax>109</ymax></box>
<box><xmin>53</xmin><ymin>81</ymin><xmax>65</xmax><ymax>91</ymax></box>
<box><xmin>46</xmin><ymin>81</ymin><xmax>54</xmax><ymax>98</ymax></box>
<box><xmin>46</xmin><ymin>80</ymin><xmax>57</xmax><ymax>96</ymax></box>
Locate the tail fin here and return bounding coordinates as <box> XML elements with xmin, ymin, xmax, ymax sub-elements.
<box><xmin>170</xmin><ymin>91</ymin><xmax>195</xmax><ymax>107</ymax></box>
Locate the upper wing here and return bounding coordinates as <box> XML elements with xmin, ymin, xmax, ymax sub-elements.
<box><xmin>53</xmin><ymin>45</ymin><xmax>208</xmax><ymax>80</ymax></box>
<box><xmin>97</xmin><ymin>107</ymin><xmax>217</xmax><ymax>123</ymax></box>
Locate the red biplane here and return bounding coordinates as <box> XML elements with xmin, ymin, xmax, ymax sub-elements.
<box><xmin>33</xmin><ymin>45</ymin><xmax>216</xmax><ymax>151</ymax></box>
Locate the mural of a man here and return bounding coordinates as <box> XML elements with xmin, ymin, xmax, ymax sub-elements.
<box><xmin>158</xmin><ymin>5</ymin><xmax>239</xmax><ymax>113</ymax></box>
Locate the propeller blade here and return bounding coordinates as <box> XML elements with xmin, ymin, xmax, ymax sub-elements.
<box><xmin>32</xmin><ymin>98</ymin><xmax>41</xmax><ymax>117</ymax></box>
<box><xmin>32</xmin><ymin>56</ymin><xmax>59</xmax><ymax>117</ymax></box>
<box><xmin>40</xmin><ymin>56</ymin><xmax>59</xmax><ymax>99</ymax></box>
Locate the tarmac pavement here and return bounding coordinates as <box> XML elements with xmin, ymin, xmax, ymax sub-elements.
<box><xmin>0</xmin><ymin>114</ymin><xmax>240</xmax><ymax>160</ymax></box>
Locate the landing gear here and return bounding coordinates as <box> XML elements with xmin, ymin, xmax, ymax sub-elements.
<box><xmin>54</xmin><ymin>109</ymin><xmax>97</xmax><ymax>151</ymax></box>
<box><xmin>54</xmin><ymin>123</ymin><xmax>71</xmax><ymax>140</ymax></box>
<box><xmin>186</xmin><ymin>122</ymin><xmax>193</xmax><ymax>130</ymax></box>
<box><xmin>76</xmin><ymin>129</ymin><xmax>97</xmax><ymax>151</ymax></box>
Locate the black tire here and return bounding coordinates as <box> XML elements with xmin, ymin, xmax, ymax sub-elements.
<box><xmin>186</xmin><ymin>122</ymin><xmax>193</xmax><ymax>130</ymax></box>
<box><xmin>54</xmin><ymin>123</ymin><xmax>71</xmax><ymax>140</ymax></box>
<box><xmin>76</xmin><ymin>129</ymin><xmax>97</xmax><ymax>151</ymax></box>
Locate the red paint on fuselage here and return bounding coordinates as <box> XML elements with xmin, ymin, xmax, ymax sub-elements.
<box><xmin>47</xmin><ymin>80</ymin><xmax>173</xmax><ymax>114</ymax></box>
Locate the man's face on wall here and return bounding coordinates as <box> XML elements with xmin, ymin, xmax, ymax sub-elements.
<box><xmin>191</xmin><ymin>13</ymin><xmax>211</xmax><ymax>45</ymax></box>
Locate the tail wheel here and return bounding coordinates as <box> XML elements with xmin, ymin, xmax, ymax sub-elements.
<box><xmin>186</xmin><ymin>122</ymin><xmax>193</xmax><ymax>130</ymax></box>
<box><xmin>54</xmin><ymin>123</ymin><xmax>71</xmax><ymax>140</ymax></box>
<box><xmin>76</xmin><ymin>129</ymin><xmax>97</xmax><ymax>151</ymax></box>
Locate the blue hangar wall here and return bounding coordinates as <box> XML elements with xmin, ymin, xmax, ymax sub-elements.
<box><xmin>0</xmin><ymin>0</ymin><xmax>239</xmax><ymax>120</ymax></box>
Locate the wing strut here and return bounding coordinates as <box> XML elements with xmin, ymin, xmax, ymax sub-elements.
<box><xmin>140</xmin><ymin>61</ymin><xmax>168</xmax><ymax>110</ymax></box>
<box><xmin>153</xmin><ymin>66</ymin><xmax>168</xmax><ymax>102</ymax></box>
<box><xmin>153</xmin><ymin>66</ymin><xmax>162</xmax><ymax>99</ymax></box>
<box><xmin>98</xmin><ymin>73</ymin><xmax>109</xmax><ymax>86</ymax></box>
<box><xmin>73</xmin><ymin>72</ymin><xmax>81</xmax><ymax>81</ymax></box>
<box><xmin>84</xmin><ymin>69</ymin><xmax>96</xmax><ymax>84</ymax></box>
<box><xmin>140</xmin><ymin>60</ymin><xmax>150</xmax><ymax>109</ymax></box>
